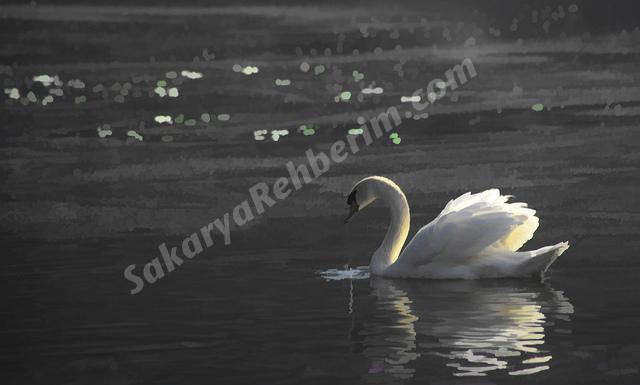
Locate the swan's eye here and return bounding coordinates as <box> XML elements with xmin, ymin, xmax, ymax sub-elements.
<box><xmin>347</xmin><ymin>189</ymin><xmax>358</xmax><ymax>206</ymax></box>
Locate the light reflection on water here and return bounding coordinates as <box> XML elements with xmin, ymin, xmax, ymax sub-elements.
<box><xmin>354</xmin><ymin>277</ymin><xmax>573</xmax><ymax>379</ymax></box>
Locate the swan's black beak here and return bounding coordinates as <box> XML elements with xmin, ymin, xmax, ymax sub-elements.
<box><xmin>344</xmin><ymin>202</ymin><xmax>359</xmax><ymax>224</ymax></box>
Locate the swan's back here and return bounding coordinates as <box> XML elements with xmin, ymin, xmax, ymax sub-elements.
<box><xmin>438</xmin><ymin>189</ymin><xmax>539</xmax><ymax>252</ymax></box>
<box><xmin>390</xmin><ymin>189</ymin><xmax>568</xmax><ymax>279</ymax></box>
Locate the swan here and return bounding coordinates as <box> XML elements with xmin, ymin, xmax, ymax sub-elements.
<box><xmin>344</xmin><ymin>176</ymin><xmax>569</xmax><ymax>279</ymax></box>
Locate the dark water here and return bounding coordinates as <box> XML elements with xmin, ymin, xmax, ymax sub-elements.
<box><xmin>1</xmin><ymin>1</ymin><xmax>640</xmax><ymax>384</ymax></box>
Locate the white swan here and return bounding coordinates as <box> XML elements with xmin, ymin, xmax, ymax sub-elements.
<box><xmin>344</xmin><ymin>176</ymin><xmax>569</xmax><ymax>279</ymax></box>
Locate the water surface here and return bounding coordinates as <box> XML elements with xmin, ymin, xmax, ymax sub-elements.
<box><xmin>1</xmin><ymin>1</ymin><xmax>640</xmax><ymax>383</ymax></box>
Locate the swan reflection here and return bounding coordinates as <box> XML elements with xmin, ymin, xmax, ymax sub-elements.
<box><xmin>361</xmin><ymin>277</ymin><xmax>573</xmax><ymax>379</ymax></box>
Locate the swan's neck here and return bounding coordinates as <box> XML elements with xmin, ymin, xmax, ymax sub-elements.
<box><xmin>370</xmin><ymin>181</ymin><xmax>410</xmax><ymax>275</ymax></box>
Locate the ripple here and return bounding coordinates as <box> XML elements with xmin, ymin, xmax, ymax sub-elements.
<box><xmin>318</xmin><ymin>266</ymin><xmax>370</xmax><ymax>281</ymax></box>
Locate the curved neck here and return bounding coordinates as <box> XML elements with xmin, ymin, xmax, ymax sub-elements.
<box><xmin>370</xmin><ymin>180</ymin><xmax>410</xmax><ymax>275</ymax></box>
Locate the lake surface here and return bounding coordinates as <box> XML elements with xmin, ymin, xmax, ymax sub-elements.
<box><xmin>1</xmin><ymin>1</ymin><xmax>640</xmax><ymax>383</ymax></box>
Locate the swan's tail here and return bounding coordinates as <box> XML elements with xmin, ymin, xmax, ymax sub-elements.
<box><xmin>514</xmin><ymin>241</ymin><xmax>570</xmax><ymax>278</ymax></box>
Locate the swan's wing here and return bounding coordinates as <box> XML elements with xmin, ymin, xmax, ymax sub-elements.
<box><xmin>399</xmin><ymin>189</ymin><xmax>539</xmax><ymax>266</ymax></box>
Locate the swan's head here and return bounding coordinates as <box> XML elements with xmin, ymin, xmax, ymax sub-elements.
<box><xmin>344</xmin><ymin>177</ymin><xmax>379</xmax><ymax>223</ymax></box>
